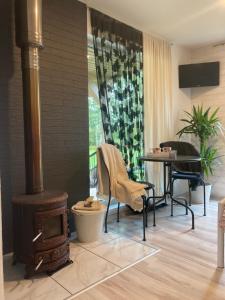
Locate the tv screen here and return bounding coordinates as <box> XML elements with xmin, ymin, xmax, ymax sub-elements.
<box><xmin>179</xmin><ymin>62</ymin><xmax>219</xmax><ymax>88</ymax></box>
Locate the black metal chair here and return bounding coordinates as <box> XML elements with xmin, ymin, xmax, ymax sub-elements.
<box><xmin>97</xmin><ymin>147</ymin><xmax>156</xmax><ymax>241</ymax></box>
<box><xmin>160</xmin><ymin>141</ymin><xmax>206</xmax><ymax>216</ymax></box>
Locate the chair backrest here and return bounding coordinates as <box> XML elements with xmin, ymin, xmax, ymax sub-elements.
<box><xmin>160</xmin><ymin>141</ymin><xmax>201</xmax><ymax>173</ymax></box>
<box><xmin>97</xmin><ymin>147</ymin><xmax>110</xmax><ymax>195</ymax></box>
<box><xmin>97</xmin><ymin>144</ymin><xmax>129</xmax><ymax>196</ymax></box>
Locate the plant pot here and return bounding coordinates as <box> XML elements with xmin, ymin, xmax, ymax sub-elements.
<box><xmin>190</xmin><ymin>184</ymin><xmax>211</xmax><ymax>204</ymax></box>
<box><xmin>71</xmin><ymin>204</ymin><xmax>106</xmax><ymax>243</ymax></box>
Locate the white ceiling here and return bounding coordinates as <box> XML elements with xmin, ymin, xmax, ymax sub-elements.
<box><xmin>82</xmin><ymin>0</ymin><xmax>225</xmax><ymax>48</ymax></box>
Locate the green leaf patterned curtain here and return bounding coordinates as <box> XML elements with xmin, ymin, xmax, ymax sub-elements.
<box><xmin>90</xmin><ymin>9</ymin><xmax>144</xmax><ymax>180</ymax></box>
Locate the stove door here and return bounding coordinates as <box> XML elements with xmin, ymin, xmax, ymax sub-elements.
<box><xmin>34</xmin><ymin>206</ymin><xmax>68</xmax><ymax>251</ymax></box>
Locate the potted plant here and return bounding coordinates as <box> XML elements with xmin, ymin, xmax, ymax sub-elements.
<box><xmin>177</xmin><ymin>105</ymin><xmax>223</xmax><ymax>203</ymax></box>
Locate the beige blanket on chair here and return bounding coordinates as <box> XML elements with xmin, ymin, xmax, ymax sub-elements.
<box><xmin>97</xmin><ymin>144</ymin><xmax>146</xmax><ymax>211</ymax></box>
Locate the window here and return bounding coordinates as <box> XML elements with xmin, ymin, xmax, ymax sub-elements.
<box><xmin>88</xmin><ymin>36</ymin><xmax>104</xmax><ymax>193</ymax></box>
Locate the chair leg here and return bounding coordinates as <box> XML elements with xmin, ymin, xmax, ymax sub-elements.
<box><xmin>117</xmin><ymin>202</ymin><xmax>120</xmax><ymax>222</ymax></box>
<box><xmin>171</xmin><ymin>179</ymin><xmax>174</xmax><ymax>217</ymax></box>
<box><xmin>203</xmin><ymin>181</ymin><xmax>206</xmax><ymax>216</ymax></box>
<box><xmin>142</xmin><ymin>196</ymin><xmax>146</xmax><ymax>241</ymax></box>
<box><xmin>188</xmin><ymin>180</ymin><xmax>192</xmax><ymax>206</ymax></box>
<box><xmin>145</xmin><ymin>198</ymin><xmax>149</xmax><ymax>228</ymax></box>
<box><xmin>171</xmin><ymin>199</ymin><xmax>174</xmax><ymax>216</ymax></box>
<box><xmin>185</xmin><ymin>199</ymin><xmax>188</xmax><ymax>215</ymax></box>
<box><xmin>153</xmin><ymin>188</ymin><xmax>156</xmax><ymax>226</ymax></box>
<box><xmin>104</xmin><ymin>192</ymin><xmax>111</xmax><ymax>233</ymax></box>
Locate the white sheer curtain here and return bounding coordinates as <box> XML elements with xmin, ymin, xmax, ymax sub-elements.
<box><xmin>144</xmin><ymin>33</ymin><xmax>173</xmax><ymax>193</ymax></box>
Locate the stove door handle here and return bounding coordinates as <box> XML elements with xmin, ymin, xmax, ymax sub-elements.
<box><xmin>32</xmin><ymin>231</ymin><xmax>43</xmax><ymax>242</ymax></box>
<box><xmin>35</xmin><ymin>258</ymin><xmax>43</xmax><ymax>271</ymax></box>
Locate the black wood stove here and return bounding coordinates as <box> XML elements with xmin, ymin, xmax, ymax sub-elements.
<box><xmin>12</xmin><ymin>0</ymin><xmax>72</xmax><ymax>278</ymax></box>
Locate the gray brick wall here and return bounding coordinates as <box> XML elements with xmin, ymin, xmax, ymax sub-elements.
<box><xmin>0</xmin><ymin>0</ymin><xmax>89</xmax><ymax>253</ymax></box>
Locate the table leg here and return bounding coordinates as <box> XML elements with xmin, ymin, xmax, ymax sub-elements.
<box><xmin>171</xmin><ymin>176</ymin><xmax>174</xmax><ymax>216</ymax></box>
<box><xmin>164</xmin><ymin>162</ymin><xmax>167</xmax><ymax>204</ymax></box>
<box><xmin>142</xmin><ymin>196</ymin><xmax>146</xmax><ymax>241</ymax></box>
<box><xmin>149</xmin><ymin>162</ymin><xmax>169</xmax><ymax>207</ymax></box>
<box><xmin>168</xmin><ymin>163</ymin><xmax>195</xmax><ymax>229</ymax></box>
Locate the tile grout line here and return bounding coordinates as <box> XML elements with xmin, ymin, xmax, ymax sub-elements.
<box><xmin>76</xmin><ymin>234</ymin><xmax>120</xmax><ymax>251</ymax></box>
<box><xmin>52</xmin><ymin>243</ymin><xmax>123</xmax><ymax>295</ymax></box>
<box><xmin>65</xmin><ymin>248</ymin><xmax>160</xmax><ymax>300</ymax></box>
<box><xmin>79</xmin><ymin>245</ymin><xmax>123</xmax><ymax>269</ymax></box>
<box><xmin>79</xmin><ymin>235</ymin><xmax>159</xmax><ymax>269</ymax></box>
<box><xmin>52</xmin><ymin>237</ymin><xmax>126</xmax><ymax>299</ymax></box>
<box><xmin>73</xmin><ymin>237</ymin><xmax>124</xmax><ymax>269</ymax></box>
<box><xmin>50</xmin><ymin>276</ymin><xmax>73</xmax><ymax>298</ymax></box>
<box><xmin>80</xmin><ymin>235</ymin><xmax>149</xmax><ymax>269</ymax></box>
<box><xmin>65</xmin><ymin>202</ymin><xmax>218</xmax><ymax>299</ymax></box>
<box><xmin>109</xmin><ymin>229</ymin><xmax>161</xmax><ymax>251</ymax></box>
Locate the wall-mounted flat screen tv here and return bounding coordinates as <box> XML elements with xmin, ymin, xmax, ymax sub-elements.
<box><xmin>179</xmin><ymin>62</ymin><xmax>219</xmax><ymax>88</ymax></box>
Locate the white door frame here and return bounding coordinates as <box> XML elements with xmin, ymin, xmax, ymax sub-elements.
<box><xmin>218</xmin><ymin>199</ymin><xmax>225</xmax><ymax>268</ymax></box>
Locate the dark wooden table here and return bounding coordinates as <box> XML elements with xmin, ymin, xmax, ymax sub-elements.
<box><xmin>139</xmin><ymin>155</ymin><xmax>201</xmax><ymax>229</ymax></box>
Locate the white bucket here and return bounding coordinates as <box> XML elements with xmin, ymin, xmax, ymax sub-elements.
<box><xmin>191</xmin><ymin>184</ymin><xmax>211</xmax><ymax>204</ymax></box>
<box><xmin>71</xmin><ymin>204</ymin><xmax>106</xmax><ymax>243</ymax></box>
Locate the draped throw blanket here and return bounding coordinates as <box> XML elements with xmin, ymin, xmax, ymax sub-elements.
<box><xmin>90</xmin><ymin>9</ymin><xmax>144</xmax><ymax>181</ymax></box>
<box><xmin>97</xmin><ymin>144</ymin><xmax>146</xmax><ymax>211</ymax></box>
<box><xmin>143</xmin><ymin>34</ymin><xmax>173</xmax><ymax>193</ymax></box>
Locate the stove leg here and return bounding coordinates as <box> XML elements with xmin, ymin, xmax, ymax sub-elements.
<box><xmin>24</xmin><ymin>265</ymin><xmax>33</xmax><ymax>279</ymax></box>
<box><xmin>12</xmin><ymin>253</ymin><xmax>17</xmax><ymax>266</ymax></box>
<box><xmin>46</xmin><ymin>259</ymin><xmax>73</xmax><ymax>276</ymax></box>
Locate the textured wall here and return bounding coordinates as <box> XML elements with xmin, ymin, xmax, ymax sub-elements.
<box><xmin>171</xmin><ymin>45</ymin><xmax>191</xmax><ymax>136</ymax></box>
<box><xmin>171</xmin><ymin>45</ymin><xmax>192</xmax><ymax>196</ymax></box>
<box><xmin>0</xmin><ymin>0</ymin><xmax>89</xmax><ymax>253</ymax></box>
<box><xmin>0</xmin><ymin>179</ymin><xmax>4</xmax><ymax>300</ymax></box>
<box><xmin>191</xmin><ymin>44</ymin><xmax>225</xmax><ymax>200</ymax></box>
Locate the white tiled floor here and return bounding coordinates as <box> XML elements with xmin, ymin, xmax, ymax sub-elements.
<box><xmin>73</xmin><ymin>232</ymin><xmax>119</xmax><ymax>250</ymax></box>
<box><xmin>51</xmin><ymin>243</ymin><xmax>119</xmax><ymax>295</ymax></box>
<box><xmin>4</xmin><ymin>227</ymin><xmax>158</xmax><ymax>300</ymax></box>
<box><xmin>90</xmin><ymin>236</ymin><xmax>156</xmax><ymax>268</ymax></box>
<box><xmin>3</xmin><ymin>254</ymin><xmax>70</xmax><ymax>300</ymax></box>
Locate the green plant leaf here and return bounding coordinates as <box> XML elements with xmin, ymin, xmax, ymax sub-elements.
<box><xmin>176</xmin><ymin>105</ymin><xmax>224</xmax><ymax>177</ymax></box>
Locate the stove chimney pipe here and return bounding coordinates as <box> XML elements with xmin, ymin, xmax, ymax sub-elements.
<box><xmin>15</xmin><ymin>0</ymin><xmax>44</xmax><ymax>194</ymax></box>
